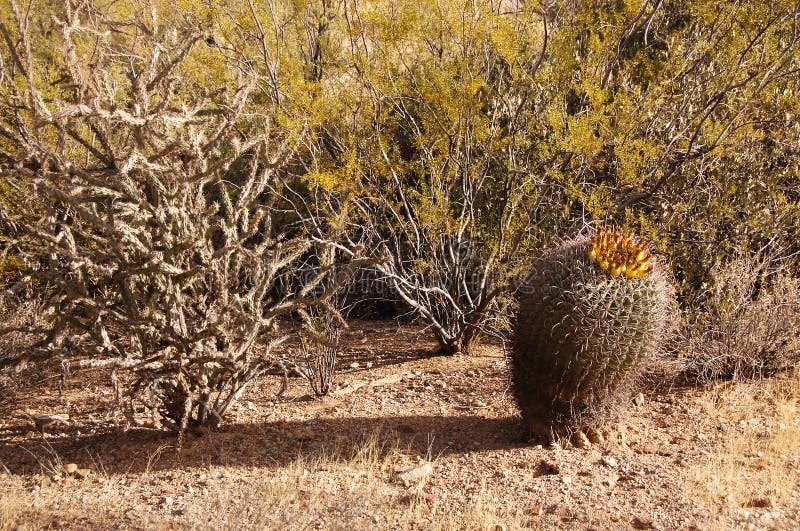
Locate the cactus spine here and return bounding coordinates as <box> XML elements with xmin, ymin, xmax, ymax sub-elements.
<box><xmin>512</xmin><ymin>227</ymin><xmax>673</xmax><ymax>436</ymax></box>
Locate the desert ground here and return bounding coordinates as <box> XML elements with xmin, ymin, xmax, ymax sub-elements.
<box><xmin>1</xmin><ymin>321</ymin><xmax>799</xmax><ymax>530</ymax></box>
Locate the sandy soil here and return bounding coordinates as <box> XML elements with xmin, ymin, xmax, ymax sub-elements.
<box><xmin>1</xmin><ymin>321</ymin><xmax>799</xmax><ymax>530</ymax></box>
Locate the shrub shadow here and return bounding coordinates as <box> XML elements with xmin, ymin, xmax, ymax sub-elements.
<box><xmin>1</xmin><ymin>415</ymin><xmax>526</xmax><ymax>476</ymax></box>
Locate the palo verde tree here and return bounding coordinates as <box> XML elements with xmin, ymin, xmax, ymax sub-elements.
<box><xmin>0</xmin><ymin>0</ymin><xmax>364</xmax><ymax>436</ymax></box>
<box><xmin>245</xmin><ymin>0</ymin><xmax>800</xmax><ymax>347</ymax></box>
<box><xmin>307</xmin><ymin>0</ymin><xmax>563</xmax><ymax>355</ymax></box>
<box><xmin>538</xmin><ymin>0</ymin><xmax>800</xmax><ymax>293</ymax></box>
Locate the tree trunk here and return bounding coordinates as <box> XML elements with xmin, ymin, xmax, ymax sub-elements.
<box><xmin>434</xmin><ymin>325</ymin><xmax>479</xmax><ymax>356</ymax></box>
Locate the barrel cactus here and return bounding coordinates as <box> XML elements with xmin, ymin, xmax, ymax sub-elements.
<box><xmin>512</xmin><ymin>226</ymin><xmax>674</xmax><ymax>440</ymax></box>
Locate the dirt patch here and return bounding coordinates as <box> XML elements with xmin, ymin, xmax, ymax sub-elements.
<box><xmin>1</xmin><ymin>321</ymin><xmax>799</xmax><ymax>529</ymax></box>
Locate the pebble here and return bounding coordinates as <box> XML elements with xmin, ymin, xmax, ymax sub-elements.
<box><xmin>632</xmin><ymin>515</ymin><xmax>655</xmax><ymax>529</ymax></box>
<box><xmin>601</xmin><ymin>475</ymin><xmax>618</xmax><ymax>488</ymax></box>
<box><xmin>572</xmin><ymin>431</ymin><xmax>591</xmax><ymax>449</ymax></box>
<box><xmin>291</xmin><ymin>427</ymin><xmax>317</xmax><ymax>441</ymax></box>
<box><xmin>601</xmin><ymin>456</ymin><xmax>618</xmax><ymax>468</ymax></box>
<box><xmin>63</xmin><ymin>463</ymin><xmax>79</xmax><ymax>474</ymax></box>
<box><xmin>536</xmin><ymin>460</ymin><xmax>561</xmax><ymax>476</ymax></box>
<box><xmin>31</xmin><ymin>413</ymin><xmax>70</xmax><ymax>428</ymax></box>
<box><xmin>395</xmin><ymin>462</ymin><xmax>433</xmax><ymax>486</ymax></box>
<box><xmin>586</xmin><ymin>428</ymin><xmax>605</xmax><ymax>444</ymax></box>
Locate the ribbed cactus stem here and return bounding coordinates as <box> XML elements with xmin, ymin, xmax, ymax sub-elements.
<box><xmin>511</xmin><ymin>227</ymin><xmax>674</xmax><ymax>436</ymax></box>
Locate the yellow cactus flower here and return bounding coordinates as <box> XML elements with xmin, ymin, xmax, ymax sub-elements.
<box><xmin>588</xmin><ymin>225</ymin><xmax>654</xmax><ymax>279</ymax></box>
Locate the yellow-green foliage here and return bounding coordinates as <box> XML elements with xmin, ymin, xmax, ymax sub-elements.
<box><xmin>527</xmin><ymin>0</ymin><xmax>800</xmax><ymax>292</ymax></box>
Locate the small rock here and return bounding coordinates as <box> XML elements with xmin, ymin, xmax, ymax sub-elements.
<box><xmin>31</xmin><ymin>413</ymin><xmax>70</xmax><ymax>429</ymax></box>
<box><xmin>633</xmin><ymin>393</ymin><xmax>645</xmax><ymax>406</ymax></box>
<box><xmin>528</xmin><ymin>506</ymin><xmax>544</xmax><ymax>516</ymax></box>
<box><xmin>601</xmin><ymin>456</ymin><xmax>618</xmax><ymax>468</ymax></box>
<box><xmin>561</xmin><ymin>476</ymin><xmax>572</xmax><ymax>486</ymax></box>
<box><xmin>536</xmin><ymin>460</ymin><xmax>561</xmax><ymax>476</ymax></box>
<box><xmin>632</xmin><ymin>515</ymin><xmax>655</xmax><ymax>529</ymax></box>
<box><xmin>744</xmin><ymin>497</ymin><xmax>772</xmax><ymax>508</ymax></box>
<box><xmin>291</xmin><ymin>427</ymin><xmax>317</xmax><ymax>441</ymax></box>
<box><xmin>395</xmin><ymin>462</ymin><xmax>433</xmax><ymax>486</ymax></box>
<box><xmin>75</xmin><ymin>468</ymin><xmax>91</xmax><ymax>479</ymax></box>
<box><xmin>572</xmin><ymin>431</ymin><xmax>591</xmax><ymax>449</ymax></box>
<box><xmin>63</xmin><ymin>463</ymin><xmax>79</xmax><ymax>475</ymax></box>
<box><xmin>717</xmin><ymin>424</ymin><xmax>729</xmax><ymax>432</ymax></box>
<box><xmin>398</xmin><ymin>491</ymin><xmax>435</xmax><ymax>505</ymax></box>
<box><xmin>350</xmin><ymin>362</ymin><xmax>360</xmax><ymax>369</ymax></box>
<box><xmin>586</xmin><ymin>427</ymin><xmax>605</xmax><ymax>444</ymax></box>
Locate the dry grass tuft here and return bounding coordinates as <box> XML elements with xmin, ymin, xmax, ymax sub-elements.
<box><xmin>194</xmin><ymin>429</ymin><xmax>406</xmax><ymax>529</ymax></box>
<box><xmin>427</xmin><ymin>490</ymin><xmax>530</xmax><ymax>530</ymax></box>
<box><xmin>199</xmin><ymin>470</ymin><xmax>529</xmax><ymax>530</ymax></box>
<box><xmin>686</xmin><ymin>369</ymin><xmax>800</xmax><ymax>526</ymax></box>
<box><xmin>192</xmin><ymin>429</ymin><xmax>528</xmax><ymax>530</ymax></box>
<box><xmin>680</xmin><ymin>256</ymin><xmax>800</xmax><ymax>383</ymax></box>
<box><xmin>0</xmin><ymin>472</ymin><xmax>24</xmax><ymax>531</ymax></box>
<box><xmin>0</xmin><ymin>298</ymin><xmax>56</xmax><ymax>421</ymax></box>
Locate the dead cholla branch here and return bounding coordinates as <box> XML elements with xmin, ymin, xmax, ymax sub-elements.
<box><xmin>0</xmin><ymin>0</ymin><xmax>362</xmax><ymax>437</ymax></box>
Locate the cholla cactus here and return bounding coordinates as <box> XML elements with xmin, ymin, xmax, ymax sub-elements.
<box><xmin>0</xmin><ymin>4</ymin><xmax>367</xmax><ymax>440</ymax></box>
<box><xmin>512</xmin><ymin>227</ymin><xmax>674</xmax><ymax>440</ymax></box>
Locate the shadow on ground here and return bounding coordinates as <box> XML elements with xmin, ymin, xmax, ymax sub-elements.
<box><xmin>1</xmin><ymin>414</ymin><xmax>527</xmax><ymax>476</ymax></box>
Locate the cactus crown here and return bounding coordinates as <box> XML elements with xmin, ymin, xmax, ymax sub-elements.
<box><xmin>588</xmin><ymin>226</ymin><xmax>653</xmax><ymax>278</ymax></box>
